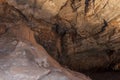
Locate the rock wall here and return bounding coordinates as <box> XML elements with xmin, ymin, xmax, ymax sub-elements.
<box><xmin>0</xmin><ymin>1</ymin><xmax>92</xmax><ymax>80</ymax></box>
<box><xmin>2</xmin><ymin>0</ymin><xmax>120</xmax><ymax>71</ymax></box>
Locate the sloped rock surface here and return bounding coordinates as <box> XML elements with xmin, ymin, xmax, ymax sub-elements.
<box><xmin>35</xmin><ymin>0</ymin><xmax>120</xmax><ymax>71</ymax></box>
<box><xmin>7</xmin><ymin>0</ymin><xmax>67</xmax><ymax>22</ymax></box>
<box><xmin>0</xmin><ymin>1</ymin><xmax>91</xmax><ymax>79</ymax></box>
<box><xmin>1</xmin><ymin>0</ymin><xmax>120</xmax><ymax>72</ymax></box>
<box><xmin>0</xmin><ymin>28</ymin><xmax>91</xmax><ymax>80</ymax></box>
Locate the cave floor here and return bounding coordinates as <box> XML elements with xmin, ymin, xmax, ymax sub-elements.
<box><xmin>85</xmin><ymin>71</ymin><xmax>120</xmax><ymax>80</ymax></box>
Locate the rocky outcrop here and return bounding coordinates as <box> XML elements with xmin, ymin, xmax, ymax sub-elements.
<box><xmin>0</xmin><ymin>33</ymin><xmax>91</xmax><ymax>80</ymax></box>
<box><xmin>0</xmin><ymin>2</ymin><xmax>91</xmax><ymax>79</ymax></box>
<box><xmin>1</xmin><ymin>0</ymin><xmax>120</xmax><ymax>72</ymax></box>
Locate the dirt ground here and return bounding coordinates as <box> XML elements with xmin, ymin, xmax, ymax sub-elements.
<box><xmin>85</xmin><ymin>71</ymin><xmax>120</xmax><ymax>80</ymax></box>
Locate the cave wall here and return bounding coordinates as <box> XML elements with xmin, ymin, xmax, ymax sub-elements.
<box><xmin>2</xmin><ymin>0</ymin><xmax>120</xmax><ymax>71</ymax></box>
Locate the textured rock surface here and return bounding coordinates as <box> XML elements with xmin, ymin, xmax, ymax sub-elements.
<box><xmin>7</xmin><ymin>0</ymin><xmax>68</xmax><ymax>22</ymax></box>
<box><xmin>0</xmin><ymin>1</ymin><xmax>91</xmax><ymax>79</ymax></box>
<box><xmin>2</xmin><ymin>0</ymin><xmax>120</xmax><ymax>72</ymax></box>
<box><xmin>0</xmin><ymin>35</ymin><xmax>91</xmax><ymax>80</ymax></box>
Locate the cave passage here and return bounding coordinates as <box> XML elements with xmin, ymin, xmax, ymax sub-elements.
<box><xmin>0</xmin><ymin>0</ymin><xmax>120</xmax><ymax>80</ymax></box>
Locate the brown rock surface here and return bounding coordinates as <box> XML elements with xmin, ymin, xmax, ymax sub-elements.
<box><xmin>0</xmin><ymin>2</ymin><xmax>91</xmax><ymax>80</ymax></box>
<box><xmin>0</xmin><ymin>33</ymin><xmax>91</xmax><ymax>80</ymax></box>
<box><xmin>1</xmin><ymin>0</ymin><xmax>120</xmax><ymax>74</ymax></box>
<box><xmin>32</xmin><ymin>0</ymin><xmax>120</xmax><ymax>71</ymax></box>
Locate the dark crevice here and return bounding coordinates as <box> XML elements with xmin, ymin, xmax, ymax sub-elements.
<box><xmin>106</xmin><ymin>49</ymin><xmax>114</xmax><ymax>57</ymax></box>
<box><xmin>95</xmin><ymin>19</ymin><xmax>108</xmax><ymax>36</ymax></box>
<box><xmin>10</xmin><ymin>5</ymin><xmax>29</xmax><ymax>22</ymax></box>
<box><xmin>55</xmin><ymin>24</ymin><xmax>67</xmax><ymax>36</ymax></box>
<box><xmin>85</xmin><ymin>0</ymin><xmax>90</xmax><ymax>13</ymax></box>
<box><xmin>58</xmin><ymin>0</ymin><xmax>68</xmax><ymax>14</ymax></box>
<box><xmin>101</xmin><ymin>19</ymin><xmax>108</xmax><ymax>32</ymax></box>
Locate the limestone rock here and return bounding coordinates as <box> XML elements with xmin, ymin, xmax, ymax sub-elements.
<box><xmin>0</xmin><ymin>25</ymin><xmax>91</xmax><ymax>80</ymax></box>
<box><xmin>2</xmin><ymin>0</ymin><xmax>120</xmax><ymax>72</ymax></box>
<box><xmin>0</xmin><ymin>2</ymin><xmax>91</xmax><ymax>78</ymax></box>
<box><xmin>7</xmin><ymin>0</ymin><xmax>67</xmax><ymax>22</ymax></box>
<box><xmin>30</xmin><ymin>0</ymin><xmax>120</xmax><ymax>71</ymax></box>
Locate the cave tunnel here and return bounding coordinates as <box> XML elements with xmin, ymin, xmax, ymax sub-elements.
<box><xmin>0</xmin><ymin>0</ymin><xmax>120</xmax><ymax>80</ymax></box>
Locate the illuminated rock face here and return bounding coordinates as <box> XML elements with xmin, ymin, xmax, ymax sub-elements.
<box><xmin>0</xmin><ymin>40</ymin><xmax>91</xmax><ymax>80</ymax></box>
<box><xmin>0</xmin><ymin>38</ymin><xmax>91</xmax><ymax>80</ymax></box>
<box><xmin>0</xmin><ymin>2</ymin><xmax>91</xmax><ymax>80</ymax></box>
<box><xmin>1</xmin><ymin>0</ymin><xmax>120</xmax><ymax>72</ymax></box>
<box><xmin>7</xmin><ymin>0</ymin><xmax>67</xmax><ymax>22</ymax></box>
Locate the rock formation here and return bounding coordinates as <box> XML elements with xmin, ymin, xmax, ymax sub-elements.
<box><xmin>0</xmin><ymin>1</ymin><xmax>91</xmax><ymax>80</ymax></box>
<box><xmin>0</xmin><ymin>0</ymin><xmax>120</xmax><ymax>79</ymax></box>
